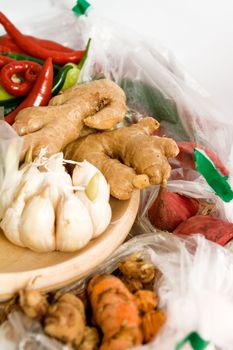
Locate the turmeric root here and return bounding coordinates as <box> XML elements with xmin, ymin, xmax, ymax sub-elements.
<box><xmin>64</xmin><ymin>117</ymin><xmax>179</xmax><ymax>200</ymax></box>
<box><xmin>134</xmin><ymin>290</ymin><xmax>158</xmax><ymax>315</ymax></box>
<box><xmin>13</xmin><ymin>79</ymin><xmax>126</xmax><ymax>161</ymax></box>
<box><xmin>44</xmin><ymin>293</ymin><xmax>86</xmax><ymax>346</ymax></box>
<box><xmin>88</xmin><ymin>274</ymin><xmax>142</xmax><ymax>350</ymax></box>
<box><xmin>19</xmin><ymin>289</ymin><xmax>48</xmax><ymax>318</ymax></box>
<box><xmin>141</xmin><ymin>310</ymin><xmax>166</xmax><ymax>343</ymax></box>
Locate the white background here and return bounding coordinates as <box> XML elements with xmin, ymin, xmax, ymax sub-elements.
<box><xmin>1</xmin><ymin>0</ymin><xmax>233</xmax><ymax>124</ymax></box>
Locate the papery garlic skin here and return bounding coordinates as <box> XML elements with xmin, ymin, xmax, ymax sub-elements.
<box><xmin>0</xmin><ymin>124</ymin><xmax>23</xmax><ymax>219</ymax></box>
<box><xmin>0</xmin><ymin>164</ymin><xmax>43</xmax><ymax>220</ymax></box>
<box><xmin>0</xmin><ymin>166</ymin><xmax>46</xmax><ymax>247</ymax></box>
<box><xmin>0</xmin><ymin>186</ymin><xmax>26</xmax><ymax>247</ymax></box>
<box><xmin>76</xmin><ymin>191</ymin><xmax>112</xmax><ymax>238</ymax></box>
<box><xmin>56</xmin><ymin>193</ymin><xmax>93</xmax><ymax>252</ymax></box>
<box><xmin>19</xmin><ymin>187</ymin><xmax>55</xmax><ymax>252</ymax></box>
<box><xmin>72</xmin><ymin>161</ymin><xmax>110</xmax><ymax>201</ymax></box>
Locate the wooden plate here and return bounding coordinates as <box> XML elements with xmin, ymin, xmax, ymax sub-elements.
<box><xmin>0</xmin><ymin>191</ymin><xmax>140</xmax><ymax>300</ymax></box>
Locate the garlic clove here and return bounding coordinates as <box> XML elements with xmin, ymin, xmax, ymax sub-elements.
<box><xmin>19</xmin><ymin>186</ymin><xmax>55</xmax><ymax>252</ymax></box>
<box><xmin>72</xmin><ymin>161</ymin><xmax>110</xmax><ymax>201</ymax></box>
<box><xmin>56</xmin><ymin>193</ymin><xmax>93</xmax><ymax>252</ymax></box>
<box><xmin>0</xmin><ymin>185</ymin><xmax>26</xmax><ymax>247</ymax></box>
<box><xmin>85</xmin><ymin>173</ymin><xmax>99</xmax><ymax>201</ymax></box>
<box><xmin>76</xmin><ymin>191</ymin><xmax>112</xmax><ymax>238</ymax></box>
<box><xmin>43</xmin><ymin>171</ymin><xmax>73</xmax><ymax>210</ymax></box>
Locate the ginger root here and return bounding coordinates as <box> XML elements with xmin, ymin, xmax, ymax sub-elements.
<box><xmin>88</xmin><ymin>274</ymin><xmax>142</xmax><ymax>350</ymax></box>
<box><xmin>13</xmin><ymin>79</ymin><xmax>126</xmax><ymax>161</ymax></box>
<box><xmin>19</xmin><ymin>289</ymin><xmax>48</xmax><ymax>318</ymax></box>
<box><xmin>64</xmin><ymin>117</ymin><xmax>179</xmax><ymax>200</ymax></box>
<box><xmin>118</xmin><ymin>252</ymin><xmax>158</xmax><ymax>285</ymax></box>
<box><xmin>76</xmin><ymin>327</ymin><xmax>99</xmax><ymax>350</ymax></box>
<box><xmin>44</xmin><ymin>293</ymin><xmax>86</xmax><ymax>346</ymax></box>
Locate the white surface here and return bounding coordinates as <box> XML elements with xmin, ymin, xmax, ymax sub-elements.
<box><xmin>1</xmin><ymin>0</ymin><xmax>233</xmax><ymax>123</ymax></box>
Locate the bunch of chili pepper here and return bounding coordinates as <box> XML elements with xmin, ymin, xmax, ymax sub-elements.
<box><xmin>0</xmin><ymin>12</ymin><xmax>91</xmax><ymax>125</ymax></box>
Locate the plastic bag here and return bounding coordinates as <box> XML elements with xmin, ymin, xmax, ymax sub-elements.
<box><xmin>24</xmin><ymin>1</ymin><xmax>233</xmax><ymax>164</ymax></box>
<box><xmin>59</xmin><ymin>231</ymin><xmax>233</xmax><ymax>350</ymax></box>
<box><xmin>0</xmin><ymin>311</ymin><xmax>70</xmax><ymax>350</ymax></box>
<box><xmin>19</xmin><ymin>0</ymin><xmax>233</xmax><ymax>203</ymax></box>
<box><xmin>133</xmin><ymin>167</ymin><xmax>227</xmax><ymax>240</ymax></box>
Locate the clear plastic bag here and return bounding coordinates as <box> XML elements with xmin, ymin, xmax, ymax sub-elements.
<box><xmin>61</xmin><ymin>232</ymin><xmax>233</xmax><ymax>350</ymax></box>
<box><xmin>0</xmin><ymin>311</ymin><xmax>70</xmax><ymax>350</ymax></box>
<box><xmin>24</xmin><ymin>0</ymin><xmax>233</xmax><ymax>170</ymax></box>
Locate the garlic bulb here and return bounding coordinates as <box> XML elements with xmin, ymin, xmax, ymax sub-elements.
<box><xmin>0</xmin><ymin>142</ymin><xmax>112</xmax><ymax>252</ymax></box>
<box><xmin>19</xmin><ymin>186</ymin><xmax>55</xmax><ymax>252</ymax></box>
<box><xmin>56</xmin><ymin>193</ymin><xmax>93</xmax><ymax>252</ymax></box>
<box><xmin>72</xmin><ymin>161</ymin><xmax>110</xmax><ymax>201</ymax></box>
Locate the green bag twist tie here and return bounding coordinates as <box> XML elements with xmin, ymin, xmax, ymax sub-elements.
<box><xmin>175</xmin><ymin>332</ymin><xmax>209</xmax><ymax>350</ymax></box>
<box><xmin>72</xmin><ymin>0</ymin><xmax>91</xmax><ymax>16</ymax></box>
<box><xmin>194</xmin><ymin>148</ymin><xmax>233</xmax><ymax>202</ymax></box>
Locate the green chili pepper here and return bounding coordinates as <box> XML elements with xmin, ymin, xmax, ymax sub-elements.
<box><xmin>1</xmin><ymin>52</ymin><xmax>61</xmax><ymax>72</ymax></box>
<box><xmin>78</xmin><ymin>38</ymin><xmax>91</xmax><ymax>71</ymax></box>
<box><xmin>61</xmin><ymin>38</ymin><xmax>91</xmax><ymax>92</ymax></box>
<box><xmin>52</xmin><ymin>64</ymin><xmax>73</xmax><ymax>96</ymax></box>
<box><xmin>0</xmin><ymin>96</ymin><xmax>23</xmax><ymax>115</ymax></box>
<box><xmin>0</xmin><ymin>83</ymin><xmax>15</xmax><ymax>101</ymax></box>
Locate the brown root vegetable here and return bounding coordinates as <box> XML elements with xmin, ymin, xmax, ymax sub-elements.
<box><xmin>148</xmin><ymin>187</ymin><xmax>199</xmax><ymax>232</ymax></box>
<box><xmin>0</xmin><ymin>295</ymin><xmax>19</xmax><ymax>324</ymax></box>
<box><xmin>88</xmin><ymin>274</ymin><xmax>143</xmax><ymax>350</ymax></box>
<box><xmin>119</xmin><ymin>277</ymin><xmax>144</xmax><ymax>293</ymax></box>
<box><xmin>141</xmin><ymin>310</ymin><xmax>166</xmax><ymax>343</ymax></box>
<box><xmin>19</xmin><ymin>289</ymin><xmax>48</xmax><ymax>318</ymax></box>
<box><xmin>76</xmin><ymin>327</ymin><xmax>99</xmax><ymax>350</ymax></box>
<box><xmin>118</xmin><ymin>253</ymin><xmax>157</xmax><ymax>284</ymax></box>
<box><xmin>64</xmin><ymin>117</ymin><xmax>179</xmax><ymax>200</ymax></box>
<box><xmin>44</xmin><ymin>293</ymin><xmax>85</xmax><ymax>345</ymax></box>
<box><xmin>13</xmin><ymin>79</ymin><xmax>126</xmax><ymax>161</ymax></box>
<box><xmin>134</xmin><ymin>290</ymin><xmax>158</xmax><ymax>315</ymax></box>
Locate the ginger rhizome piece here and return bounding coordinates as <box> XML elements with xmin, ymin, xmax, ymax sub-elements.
<box><xmin>44</xmin><ymin>293</ymin><xmax>86</xmax><ymax>346</ymax></box>
<box><xmin>118</xmin><ymin>253</ymin><xmax>160</xmax><ymax>292</ymax></box>
<box><xmin>19</xmin><ymin>289</ymin><xmax>48</xmax><ymax>318</ymax></box>
<box><xmin>64</xmin><ymin>117</ymin><xmax>179</xmax><ymax>200</ymax></box>
<box><xmin>13</xmin><ymin>79</ymin><xmax>126</xmax><ymax>161</ymax></box>
<box><xmin>118</xmin><ymin>252</ymin><xmax>157</xmax><ymax>284</ymax></box>
<box><xmin>77</xmin><ymin>327</ymin><xmax>99</xmax><ymax>350</ymax></box>
<box><xmin>88</xmin><ymin>274</ymin><xmax>143</xmax><ymax>350</ymax></box>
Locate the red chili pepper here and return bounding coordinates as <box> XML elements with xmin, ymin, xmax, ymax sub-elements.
<box><xmin>0</xmin><ymin>60</ymin><xmax>41</xmax><ymax>97</ymax></box>
<box><xmin>0</xmin><ymin>12</ymin><xmax>85</xmax><ymax>65</ymax></box>
<box><xmin>1</xmin><ymin>34</ymin><xmax>73</xmax><ymax>53</ymax></box>
<box><xmin>0</xmin><ymin>36</ymin><xmax>24</xmax><ymax>53</ymax></box>
<box><xmin>0</xmin><ymin>54</ymin><xmax>15</xmax><ymax>68</ymax></box>
<box><xmin>27</xmin><ymin>35</ymin><xmax>73</xmax><ymax>52</ymax></box>
<box><xmin>4</xmin><ymin>57</ymin><xmax>53</xmax><ymax>125</ymax></box>
<box><xmin>0</xmin><ymin>44</ymin><xmax>15</xmax><ymax>53</ymax></box>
